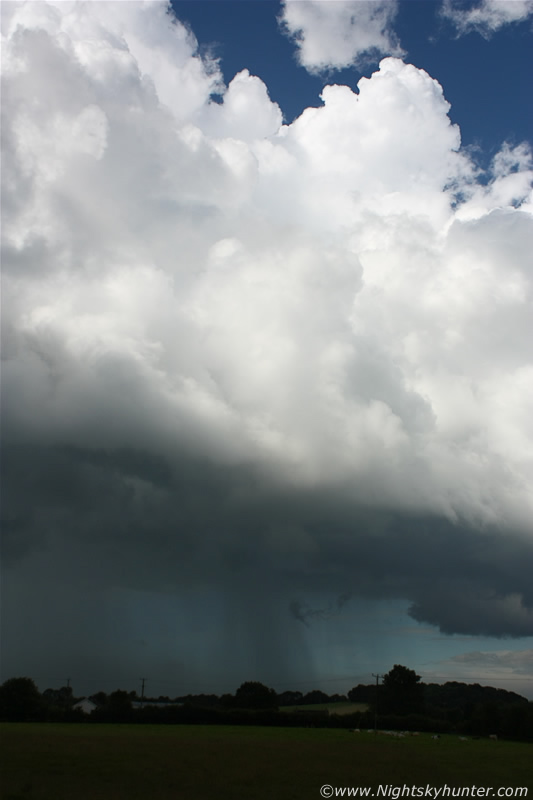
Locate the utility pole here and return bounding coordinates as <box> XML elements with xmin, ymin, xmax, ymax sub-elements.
<box><xmin>372</xmin><ymin>674</ymin><xmax>382</xmax><ymax>733</ymax></box>
<box><xmin>66</xmin><ymin>678</ymin><xmax>70</xmax><ymax>689</ymax></box>
<box><xmin>140</xmin><ymin>677</ymin><xmax>146</xmax><ymax>707</ymax></box>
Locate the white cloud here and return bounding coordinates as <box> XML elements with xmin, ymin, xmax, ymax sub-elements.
<box><xmin>2</xmin><ymin>1</ymin><xmax>533</xmax><ymax>637</ymax></box>
<box><xmin>198</xmin><ymin>69</ymin><xmax>282</xmax><ymax>142</ymax></box>
<box><xmin>279</xmin><ymin>0</ymin><xmax>403</xmax><ymax>73</ymax></box>
<box><xmin>442</xmin><ymin>0</ymin><xmax>533</xmax><ymax>36</ymax></box>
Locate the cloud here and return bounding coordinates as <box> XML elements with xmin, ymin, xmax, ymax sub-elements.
<box><xmin>442</xmin><ymin>0</ymin><xmax>533</xmax><ymax>37</ymax></box>
<box><xmin>2</xmin><ymin>0</ymin><xmax>533</xmax><ymax>669</ymax></box>
<box><xmin>423</xmin><ymin>647</ymin><xmax>533</xmax><ymax>698</ymax></box>
<box><xmin>290</xmin><ymin>595</ymin><xmax>351</xmax><ymax>626</ymax></box>
<box><xmin>448</xmin><ymin>649</ymin><xmax>533</xmax><ymax>675</ymax></box>
<box><xmin>279</xmin><ymin>0</ymin><xmax>403</xmax><ymax>73</ymax></box>
<box><xmin>198</xmin><ymin>69</ymin><xmax>282</xmax><ymax>141</ymax></box>
<box><xmin>429</xmin><ymin>648</ymin><xmax>533</xmax><ymax>698</ymax></box>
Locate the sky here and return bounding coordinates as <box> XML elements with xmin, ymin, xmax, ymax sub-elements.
<box><xmin>1</xmin><ymin>0</ymin><xmax>533</xmax><ymax>701</ymax></box>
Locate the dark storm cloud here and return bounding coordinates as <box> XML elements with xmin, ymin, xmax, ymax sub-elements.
<box><xmin>3</xmin><ymin>439</ymin><xmax>533</xmax><ymax>637</ymax></box>
<box><xmin>289</xmin><ymin>594</ymin><xmax>352</xmax><ymax>627</ymax></box>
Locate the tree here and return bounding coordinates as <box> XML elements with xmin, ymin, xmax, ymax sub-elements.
<box><xmin>0</xmin><ymin>677</ymin><xmax>44</xmax><ymax>721</ymax></box>
<box><xmin>381</xmin><ymin>665</ymin><xmax>424</xmax><ymax>716</ymax></box>
<box><xmin>43</xmin><ymin>686</ymin><xmax>74</xmax><ymax>709</ymax></box>
<box><xmin>348</xmin><ymin>684</ymin><xmax>373</xmax><ymax>704</ymax></box>
<box><xmin>233</xmin><ymin>681</ymin><xmax>278</xmax><ymax>709</ymax></box>
<box><xmin>302</xmin><ymin>689</ymin><xmax>330</xmax><ymax>705</ymax></box>
<box><xmin>277</xmin><ymin>690</ymin><xmax>304</xmax><ymax>706</ymax></box>
<box><xmin>106</xmin><ymin>690</ymin><xmax>133</xmax><ymax>721</ymax></box>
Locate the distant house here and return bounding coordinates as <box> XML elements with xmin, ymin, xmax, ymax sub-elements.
<box><xmin>73</xmin><ymin>699</ymin><xmax>97</xmax><ymax>714</ymax></box>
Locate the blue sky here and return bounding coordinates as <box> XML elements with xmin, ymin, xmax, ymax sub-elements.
<box><xmin>1</xmin><ymin>0</ymin><xmax>533</xmax><ymax>701</ymax></box>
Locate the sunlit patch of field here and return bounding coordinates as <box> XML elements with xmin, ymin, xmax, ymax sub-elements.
<box><xmin>280</xmin><ymin>701</ymin><xmax>369</xmax><ymax>714</ymax></box>
<box><xmin>1</xmin><ymin>723</ymin><xmax>532</xmax><ymax>800</ymax></box>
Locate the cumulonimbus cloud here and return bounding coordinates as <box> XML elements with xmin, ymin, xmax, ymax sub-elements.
<box><xmin>2</xmin><ymin>1</ymin><xmax>533</xmax><ymax>641</ymax></box>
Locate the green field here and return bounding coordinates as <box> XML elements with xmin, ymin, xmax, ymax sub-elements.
<box><xmin>1</xmin><ymin>723</ymin><xmax>531</xmax><ymax>800</ymax></box>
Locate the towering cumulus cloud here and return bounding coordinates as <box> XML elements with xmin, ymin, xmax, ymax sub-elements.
<box><xmin>2</xmin><ymin>0</ymin><xmax>533</xmax><ymax>675</ymax></box>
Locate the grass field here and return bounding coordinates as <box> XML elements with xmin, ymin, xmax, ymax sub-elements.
<box><xmin>1</xmin><ymin>723</ymin><xmax>532</xmax><ymax>800</ymax></box>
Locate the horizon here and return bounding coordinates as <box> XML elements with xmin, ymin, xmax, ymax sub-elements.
<box><xmin>21</xmin><ymin>667</ymin><xmax>533</xmax><ymax>704</ymax></box>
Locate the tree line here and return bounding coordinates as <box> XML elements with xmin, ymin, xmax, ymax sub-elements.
<box><xmin>1</xmin><ymin>665</ymin><xmax>532</xmax><ymax>740</ymax></box>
